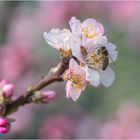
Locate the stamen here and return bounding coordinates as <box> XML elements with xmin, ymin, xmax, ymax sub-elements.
<box><xmin>81</xmin><ymin>25</ymin><xmax>97</xmax><ymax>39</ymax></box>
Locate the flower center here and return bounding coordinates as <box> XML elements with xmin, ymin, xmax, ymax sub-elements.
<box><xmin>59</xmin><ymin>48</ymin><xmax>72</xmax><ymax>58</ymax></box>
<box><xmin>64</xmin><ymin>70</ymin><xmax>85</xmax><ymax>89</ymax></box>
<box><xmin>81</xmin><ymin>25</ymin><xmax>97</xmax><ymax>39</ymax></box>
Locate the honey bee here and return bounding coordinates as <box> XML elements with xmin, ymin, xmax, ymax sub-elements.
<box><xmin>97</xmin><ymin>46</ymin><xmax>109</xmax><ymax>70</ymax></box>
<box><xmin>86</xmin><ymin>46</ymin><xmax>109</xmax><ymax>70</ymax></box>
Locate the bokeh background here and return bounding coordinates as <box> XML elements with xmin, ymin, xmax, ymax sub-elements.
<box><xmin>0</xmin><ymin>1</ymin><xmax>140</xmax><ymax>139</ymax></box>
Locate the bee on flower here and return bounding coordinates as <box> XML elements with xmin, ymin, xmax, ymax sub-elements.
<box><xmin>44</xmin><ymin>17</ymin><xmax>118</xmax><ymax>101</ymax></box>
<box><xmin>69</xmin><ymin>17</ymin><xmax>118</xmax><ymax>87</ymax></box>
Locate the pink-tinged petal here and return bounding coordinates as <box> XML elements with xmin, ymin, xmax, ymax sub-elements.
<box><xmin>69</xmin><ymin>16</ymin><xmax>81</xmax><ymax>36</ymax></box>
<box><xmin>106</xmin><ymin>43</ymin><xmax>118</xmax><ymax>62</ymax></box>
<box><xmin>66</xmin><ymin>81</ymin><xmax>83</xmax><ymax>101</ymax></box>
<box><xmin>69</xmin><ymin>59</ymin><xmax>86</xmax><ymax>77</ymax></box>
<box><xmin>82</xmin><ymin>18</ymin><xmax>104</xmax><ymax>36</ymax></box>
<box><xmin>42</xmin><ymin>91</ymin><xmax>56</xmax><ymax>103</ymax></box>
<box><xmin>86</xmin><ymin>68</ymin><xmax>100</xmax><ymax>87</ymax></box>
<box><xmin>69</xmin><ymin>58</ymin><xmax>79</xmax><ymax>72</ymax></box>
<box><xmin>66</xmin><ymin>81</ymin><xmax>71</xmax><ymax>99</ymax></box>
<box><xmin>82</xmin><ymin>18</ymin><xmax>97</xmax><ymax>27</ymax></box>
<box><xmin>99</xmin><ymin>67</ymin><xmax>115</xmax><ymax>87</ymax></box>
<box><xmin>70</xmin><ymin>87</ymin><xmax>82</xmax><ymax>102</ymax></box>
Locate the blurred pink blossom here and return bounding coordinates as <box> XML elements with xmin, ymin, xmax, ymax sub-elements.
<box><xmin>0</xmin><ymin>45</ymin><xmax>31</xmax><ymax>81</ymax></box>
<box><xmin>75</xmin><ymin>116</ymin><xmax>101</xmax><ymax>139</ymax></box>
<box><xmin>101</xmin><ymin>103</ymin><xmax>140</xmax><ymax>139</ymax></box>
<box><xmin>36</xmin><ymin>1</ymin><xmax>80</xmax><ymax>31</ymax></box>
<box><xmin>36</xmin><ymin>1</ymin><xmax>67</xmax><ymax>31</ymax></box>
<box><xmin>108</xmin><ymin>1</ymin><xmax>139</xmax><ymax>27</ymax></box>
<box><xmin>9</xmin><ymin>106</ymin><xmax>33</xmax><ymax>134</ymax></box>
<box><xmin>39</xmin><ymin>115</ymin><xmax>74</xmax><ymax>139</ymax></box>
<box><xmin>7</xmin><ymin>6</ymin><xmax>36</xmax><ymax>49</ymax></box>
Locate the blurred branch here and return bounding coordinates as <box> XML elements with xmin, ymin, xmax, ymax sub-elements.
<box><xmin>4</xmin><ymin>58</ymin><xmax>70</xmax><ymax>116</ymax></box>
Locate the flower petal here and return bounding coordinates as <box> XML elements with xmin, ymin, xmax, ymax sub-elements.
<box><xmin>69</xmin><ymin>16</ymin><xmax>81</xmax><ymax>36</ymax></box>
<box><xmin>69</xmin><ymin>58</ymin><xmax>79</xmax><ymax>72</ymax></box>
<box><xmin>82</xmin><ymin>18</ymin><xmax>104</xmax><ymax>36</ymax></box>
<box><xmin>99</xmin><ymin>67</ymin><xmax>115</xmax><ymax>87</ymax></box>
<box><xmin>70</xmin><ymin>87</ymin><xmax>82</xmax><ymax>102</ymax></box>
<box><xmin>66</xmin><ymin>81</ymin><xmax>71</xmax><ymax>99</ymax></box>
<box><xmin>70</xmin><ymin>35</ymin><xmax>83</xmax><ymax>61</ymax></box>
<box><xmin>106</xmin><ymin>43</ymin><xmax>118</xmax><ymax>62</ymax></box>
<box><xmin>66</xmin><ymin>81</ymin><xmax>83</xmax><ymax>102</ymax></box>
<box><xmin>94</xmin><ymin>36</ymin><xmax>108</xmax><ymax>47</ymax></box>
<box><xmin>86</xmin><ymin>68</ymin><xmax>100</xmax><ymax>87</ymax></box>
<box><xmin>44</xmin><ymin>28</ymin><xmax>71</xmax><ymax>50</ymax></box>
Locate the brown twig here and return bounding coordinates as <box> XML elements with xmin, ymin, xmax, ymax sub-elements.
<box><xmin>4</xmin><ymin>58</ymin><xmax>70</xmax><ymax>116</ymax></box>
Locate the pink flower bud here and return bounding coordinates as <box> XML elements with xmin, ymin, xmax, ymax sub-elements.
<box><xmin>2</xmin><ymin>84</ymin><xmax>14</xmax><ymax>98</ymax></box>
<box><xmin>41</xmin><ymin>91</ymin><xmax>56</xmax><ymax>103</ymax></box>
<box><xmin>0</xmin><ymin>80</ymin><xmax>7</xmax><ymax>89</ymax></box>
<box><xmin>0</xmin><ymin>117</ymin><xmax>9</xmax><ymax>127</ymax></box>
<box><xmin>0</xmin><ymin>127</ymin><xmax>9</xmax><ymax>134</ymax></box>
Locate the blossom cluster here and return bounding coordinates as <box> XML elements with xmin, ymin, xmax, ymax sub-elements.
<box><xmin>0</xmin><ymin>80</ymin><xmax>15</xmax><ymax>134</ymax></box>
<box><xmin>0</xmin><ymin>79</ymin><xmax>56</xmax><ymax>134</ymax></box>
<box><xmin>44</xmin><ymin>17</ymin><xmax>118</xmax><ymax>101</ymax></box>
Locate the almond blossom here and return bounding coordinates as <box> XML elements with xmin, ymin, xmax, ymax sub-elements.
<box><xmin>69</xmin><ymin>17</ymin><xmax>118</xmax><ymax>87</ymax></box>
<box><xmin>64</xmin><ymin>59</ymin><xmax>87</xmax><ymax>101</ymax></box>
<box><xmin>44</xmin><ymin>17</ymin><xmax>118</xmax><ymax>100</ymax></box>
<box><xmin>44</xmin><ymin>28</ymin><xmax>81</xmax><ymax>59</ymax></box>
<box><xmin>84</xmin><ymin>36</ymin><xmax>118</xmax><ymax>87</ymax></box>
<box><xmin>69</xmin><ymin>16</ymin><xmax>104</xmax><ymax>47</ymax></box>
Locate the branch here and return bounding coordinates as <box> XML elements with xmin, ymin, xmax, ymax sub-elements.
<box><xmin>4</xmin><ymin>58</ymin><xmax>69</xmax><ymax>116</ymax></box>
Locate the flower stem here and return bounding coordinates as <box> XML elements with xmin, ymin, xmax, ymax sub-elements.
<box><xmin>4</xmin><ymin>58</ymin><xmax>69</xmax><ymax>116</ymax></box>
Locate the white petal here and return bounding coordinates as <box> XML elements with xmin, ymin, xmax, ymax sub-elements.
<box><xmin>70</xmin><ymin>35</ymin><xmax>83</xmax><ymax>61</ymax></box>
<box><xmin>70</xmin><ymin>87</ymin><xmax>82</xmax><ymax>102</ymax></box>
<box><xmin>44</xmin><ymin>30</ymin><xmax>61</xmax><ymax>50</ymax></box>
<box><xmin>106</xmin><ymin>43</ymin><xmax>118</xmax><ymax>62</ymax></box>
<box><xmin>69</xmin><ymin>58</ymin><xmax>80</xmax><ymax>72</ymax></box>
<box><xmin>86</xmin><ymin>68</ymin><xmax>100</xmax><ymax>87</ymax></box>
<box><xmin>82</xmin><ymin>18</ymin><xmax>97</xmax><ymax>27</ymax></box>
<box><xmin>99</xmin><ymin>67</ymin><xmax>115</xmax><ymax>87</ymax></box>
<box><xmin>66</xmin><ymin>81</ymin><xmax>71</xmax><ymax>99</ymax></box>
<box><xmin>69</xmin><ymin>16</ymin><xmax>81</xmax><ymax>36</ymax></box>
<box><xmin>82</xmin><ymin>18</ymin><xmax>104</xmax><ymax>36</ymax></box>
<box><xmin>94</xmin><ymin>36</ymin><xmax>108</xmax><ymax>47</ymax></box>
<box><xmin>44</xmin><ymin>29</ymin><xmax>71</xmax><ymax>50</ymax></box>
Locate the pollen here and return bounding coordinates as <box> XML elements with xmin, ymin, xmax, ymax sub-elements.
<box><xmin>59</xmin><ymin>48</ymin><xmax>72</xmax><ymax>58</ymax></box>
<box><xmin>64</xmin><ymin>71</ymin><xmax>85</xmax><ymax>89</ymax></box>
<box><xmin>81</xmin><ymin>25</ymin><xmax>97</xmax><ymax>39</ymax></box>
<box><xmin>86</xmin><ymin>52</ymin><xmax>102</xmax><ymax>69</ymax></box>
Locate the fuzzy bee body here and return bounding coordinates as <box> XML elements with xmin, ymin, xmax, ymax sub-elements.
<box><xmin>98</xmin><ymin>46</ymin><xmax>109</xmax><ymax>70</ymax></box>
<box><xmin>86</xmin><ymin>46</ymin><xmax>109</xmax><ymax>70</ymax></box>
